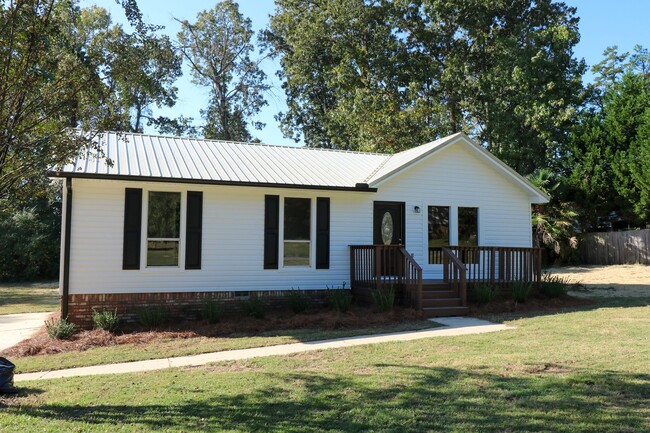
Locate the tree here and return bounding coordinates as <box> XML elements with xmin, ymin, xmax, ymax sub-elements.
<box><xmin>566</xmin><ymin>45</ymin><xmax>650</xmax><ymax>228</ymax></box>
<box><xmin>178</xmin><ymin>1</ymin><xmax>269</xmax><ymax>141</ymax></box>
<box><xmin>0</xmin><ymin>0</ymin><xmax>159</xmax><ymax>201</ymax></box>
<box><xmin>528</xmin><ymin>169</ymin><xmax>578</xmax><ymax>264</ymax></box>
<box><xmin>266</xmin><ymin>0</ymin><xmax>585</xmax><ymax>171</ymax></box>
<box><xmin>265</xmin><ymin>0</ymin><xmax>438</xmax><ymax>152</ymax></box>
<box><xmin>73</xmin><ymin>5</ymin><xmax>183</xmax><ymax>133</ymax></box>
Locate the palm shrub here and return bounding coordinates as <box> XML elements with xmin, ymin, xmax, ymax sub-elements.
<box><xmin>474</xmin><ymin>283</ymin><xmax>499</xmax><ymax>305</ymax></box>
<box><xmin>243</xmin><ymin>296</ymin><xmax>265</xmax><ymax>319</ymax></box>
<box><xmin>370</xmin><ymin>286</ymin><xmax>395</xmax><ymax>312</ymax></box>
<box><xmin>45</xmin><ymin>317</ymin><xmax>75</xmax><ymax>340</ymax></box>
<box><xmin>137</xmin><ymin>306</ymin><xmax>168</xmax><ymax>328</ymax></box>
<box><xmin>288</xmin><ymin>289</ymin><xmax>308</xmax><ymax>314</ymax></box>
<box><xmin>541</xmin><ymin>273</ymin><xmax>571</xmax><ymax>298</ymax></box>
<box><xmin>327</xmin><ymin>284</ymin><xmax>352</xmax><ymax>313</ymax></box>
<box><xmin>201</xmin><ymin>301</ymin><xmax>225</xmax><ymax>323</ymax></box>
<box><xmin>92</xmin><ymin>308</ymin><xmax>120</xmax><ymax>332</ymax></box>
<box><xmin>511</xmin><ymin>281</ymin><xmax>533</xmax><ymax>303</ymax></box>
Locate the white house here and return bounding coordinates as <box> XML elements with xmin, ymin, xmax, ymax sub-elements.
<box><xmin>52</xmin><ymin>131</ymin><xmax>549</xmax><ymax>325</ymax></box>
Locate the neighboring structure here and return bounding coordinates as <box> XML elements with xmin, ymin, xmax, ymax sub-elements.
<box><xmin>51</xmin><ymin>132</ymin><xmax>548</xmax><ymax>326</ymax></box>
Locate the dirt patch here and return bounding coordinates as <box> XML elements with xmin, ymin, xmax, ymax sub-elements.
<box><xmin>4</xmin><ymin>307</ymin><xmax>424</xmax><ymax>358</ymax></box>
<box><xmin>467</xmin><ymin>295</ymin><xmax>593</xmax><ymax>316</ymax></box>
<box><xmin>521</xmin><ymin>363</ymin><xmax>573</xmax><ymax>375</ymax></box>
<box><xmin>547</xmin><ymin>264</ymin><xmax>650</xmax><ymax>298</ymax></box>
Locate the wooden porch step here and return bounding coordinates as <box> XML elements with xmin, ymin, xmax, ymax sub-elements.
<box><xmin>421</xmin><ymin>289</ymin><xmax>457</xmax><ymax>299</ymax></box>
<box><xmin>421</xmin><ymin>297</ymin><xmax>463</xmax><ymax>308</ymax></box>
<box><xmin>422</xmin><ymin>283</ymin><xmax>449</xmax><ymax>291</ymax></box>
<box><xmin>422</xmin><ymin>306</ymin><xmax>469</xmax><ymax>318</ymax></box>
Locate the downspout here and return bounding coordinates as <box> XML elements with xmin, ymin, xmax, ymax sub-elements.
<box><xmin>61</xmin><ymin>177</ymin><xmax>72</xmax><ymax>319</ymax></box>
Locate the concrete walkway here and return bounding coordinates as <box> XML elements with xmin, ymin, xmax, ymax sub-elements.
<box><xmin>15</xmin><ymin>317</ymin><xmax>512</xmax><ymax>382</ymax></box>
<box><xmin>0</xmin><ymin>312</ymin><xmax>52</xmax><ymax>352</ymax></box>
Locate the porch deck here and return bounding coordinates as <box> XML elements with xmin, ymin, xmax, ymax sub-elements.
<box><xmin>350</xmin><ymin>245</ymin><xmax>543</xmax><ymax>317</ymax></box>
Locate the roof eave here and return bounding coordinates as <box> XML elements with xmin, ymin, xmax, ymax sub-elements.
<box><xmin>47</xmin><ymin>171</ymin><xmax>378</xmax><ymax>193</ymax></box>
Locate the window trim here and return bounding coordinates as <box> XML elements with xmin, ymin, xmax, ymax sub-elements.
<box><xmin>422</xmin><ymin>204</ymin><xmax>481</xmax><ymax>269</ymax></box>
<box><xmin>427</xmin><ymin>204</ymin><xmax>451</xmax><ymax>265</ymax></box>
<box><xmin>141</xmin><ymin>189</ymin><xmax>186</xmax><ymax>270</ymax></box>
<box><xmin>457</xmin><ymin>206</ymin><xmax>479</xmax><ymax>247</ymax></box>
<box><xmin>279</xmin><ymin>196</ymin><xmax>315</xmax><ymax>269</ymax></box>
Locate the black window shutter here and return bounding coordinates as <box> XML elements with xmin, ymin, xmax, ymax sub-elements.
<box><xmin>185</xmin><ymin>191</ymin><xmax>203</xmax><ymax>270</ymax></box>
<box><xmin>264</xmin><ymin>195</ymin><xmax>279</xmax><ymax>269</ymax></box>
<box><xmin>123</xmin><ymin>188</ymin><xmax>142</xmax><ymax>270</ymax></box>
<box><xmin>316</xmin><ymin>197</ymin><xmax>330</xmax><ymax>269</ymax></box>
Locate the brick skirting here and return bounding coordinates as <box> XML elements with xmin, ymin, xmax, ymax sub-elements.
<box><xmin>66</xmin><ymin>290</ymin><xmax>330</xmax><ymax>328</ymax></box>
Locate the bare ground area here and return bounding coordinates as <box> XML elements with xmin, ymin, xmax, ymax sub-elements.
<box><xmin>547</xmin><ymin>264</ymin><xmax>650</xmax><ymax>298</ymax></box>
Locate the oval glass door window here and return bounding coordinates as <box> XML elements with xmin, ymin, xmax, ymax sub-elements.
<box><xmin>381</xmin><ymin>212</ymin><xmax>394</xmax><ymax>245</ymax></box>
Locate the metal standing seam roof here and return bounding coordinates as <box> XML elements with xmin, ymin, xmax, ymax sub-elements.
<box><xmin>58</xmin><ymin>132</ymin><xmax>390</xmax><ymax>189</ymax></box>
<box><xmin>53</xmin><ymin>131</ymin><xmax>549</xmax><ymax>201</ymax></box>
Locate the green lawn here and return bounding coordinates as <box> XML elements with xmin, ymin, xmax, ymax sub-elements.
<box><xmin>13</xmin><ymin>321</ymin><xmax>435</xmax><ymax>373</ymax></box>
<box><xmin>1</xmin><ymin>296</ymin><xmax>648</xmax><ymax>432</ymax></box>
<box><xmin>0</xmin><ymin>283</ymin><xmax>59</xmax><ymax>315</ymax></box>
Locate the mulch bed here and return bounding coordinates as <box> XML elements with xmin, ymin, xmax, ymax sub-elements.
<box><xmin>4</xmin><ymin>306</ymin><xmax>424</xmax><ymax>358</ymax></box>
<box><xmin>467</xmin><ymin>294</ymin><xmax>594</xmax><ymax>316</ymax></box>
<box><xmin>5</xmin><ymin>296</ymin><xmax>595</xmax><ymax>359</ymax></box>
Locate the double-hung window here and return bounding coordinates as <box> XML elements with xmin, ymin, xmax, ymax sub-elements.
<box><xmin>283</xmin><ymin>197</ymin><xmax>311</xmax><ymax>266</ymax></box>
<box><xmin>147</xmin><ymin>191</ymin><xmax>181</xmax><ymax>267</ymax></box>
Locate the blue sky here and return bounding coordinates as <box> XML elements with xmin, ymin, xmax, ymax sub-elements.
<box><xmin>85</xmin><ymin>0</ymin><xmax>650</xmax><ymax>145</ymax></box>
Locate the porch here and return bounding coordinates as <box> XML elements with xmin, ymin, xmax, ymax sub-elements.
<box><xmin>349</xmin><ymin>245</ymin><xmax>543</xmax><ymax>317</ymax></box>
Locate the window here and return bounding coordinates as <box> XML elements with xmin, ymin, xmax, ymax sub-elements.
<box><xmin>147</xmin><ymin>192</ymin><xmax>181</xmax><ymax>266</ymax></box>
<box><xmin>428</xmin><ymin>206</ymin><xmax>449</xmax><ymax>264</ymax></box>
<box><xmin>458</xmin><ymin>207</ymin><xmax>478</xmax><ymax>246</ymax></box>
<box><xmin>283</xmin><ymin>198</ymin><xmax>311</xmax><ymax>266</ymax></box>
<box><xmin>458</xmin><ymin>207</ymin><xmax>479</xmax><ymax>264</ymax></box>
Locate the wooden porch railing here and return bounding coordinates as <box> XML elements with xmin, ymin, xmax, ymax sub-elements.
<box><xmin>444</xmin><ymin>246</ymin><xmax>543</xmax><ymax>288</ymax></box>
<box><xmin>442</xmin><ymin>247</ymin><xmax>467</xmax><ymax>306</ymax></box>
<box><xmin>349</xmin><ymin>245</ymin><xmax>423</xmax><ymax>309</ymax></box>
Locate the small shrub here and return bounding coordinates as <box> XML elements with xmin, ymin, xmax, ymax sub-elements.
<box><xmin>370</xmin><ymin>286</ymin><xmax>395</xmax><ymax>312</ymax></box>
<box><xmin>511</xmin><ymin>281</ymin><xmax>533</xmax><ymax>303</ymax></box>
<box><xmin>243</xmin><ymin>296</ymin><xmax>265</xmax><ymax>319</ymax></box>
<box><xmin>137</xmin><ymin>306</ymin><xmax>168</xmax><ymax>328</ymax></box>
<box><xmin>201</xmin><ymin>301</ymin><xmax>225</xmax><ymax>324</ymax></box>
<box><xmin>92</xmin><ymin>308</ymin><xmax>120</xmax><ymax>332</ymax></box>
<box><xmin>474</xmin><ymin>283</ymin><xmax>499</xmax><ymax>305</ymax></box>
<box><xmin>327</xmin><ymin>283</ymin><xmax>352</xmax><ymax>313</ymax></box>
<box><xmin>45</xmin><ymin>317</ymin><xmax>75</xmax><ymax>340</ymax></box>
<box><xmin>288</xmin><ymin>289</ymin><xmax>308</xmax><ymax>314</ymax></box>
<box><xmin>541</xmin><ymin>273</ymin><xmax>570</xmax><ymax>298</ymax></box>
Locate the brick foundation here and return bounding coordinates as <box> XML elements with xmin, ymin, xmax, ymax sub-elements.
<box><xmin>66</xmin><ymin>290</ymin><xmax>330</xmax><ymax>328</ymax></box>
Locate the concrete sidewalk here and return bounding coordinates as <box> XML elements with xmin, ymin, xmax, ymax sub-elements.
<box><xmin>0</xmin><ymin>312</ymin><xmax>51</xmax><ymax>352</ymax></box>
<box><xmin>15</xmin><ymin>317</ymin><xmax>512</xmax><ymax>382</ymax></box>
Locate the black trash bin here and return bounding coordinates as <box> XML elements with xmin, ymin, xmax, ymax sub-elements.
<box><xmin>0</xmin><ymin>357</ymin><xmax>18</xmax><ymax>394</ymax></box>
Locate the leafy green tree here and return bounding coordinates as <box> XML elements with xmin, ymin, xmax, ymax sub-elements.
<box><xmin>265</xmin><ymin>0</ymin><xmax>437</xmax><ymax>152</ymax></box>
<box><xmin>178</xmin><ymin>1</ymin><xmax>269</xmax><ymax>141</ymax></box>
<box><xmin>0</xmin><ymin>0</ymin><xmax>161</xmax><ymax>201</ymax></box>
<box><xmin>567</xmin><ymin>45</ymin><xmax>650</xmax><ymax>228</ymax></box>
<box><xmin>0</xmin><ymin>183</ymin><xmax>62</xmax><ymax>281</ymax></box>
<box><xmin>73</xmin><ymin>5</ymin><xmax>183</xmax><ymax>133</ymax></box>
<box><xmin>266</xmin><ymin>0</ymin><xmax>585</xmax><ymax>171</ymax></box>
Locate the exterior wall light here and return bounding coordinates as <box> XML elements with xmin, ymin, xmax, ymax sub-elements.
<box><xmin>414</xmin><ymin>206</ymin><xmax>421</xmax><ymax>213</ymax></box>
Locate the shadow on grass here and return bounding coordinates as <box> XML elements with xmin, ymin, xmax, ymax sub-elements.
<box><xmin>3</xmin><ymin>367</ymin><xmax>649</xmax><ymax>432</ymax></box>
<box><xmin>474</xmin><ymin>294</ymin><xmax>650</xmax><ymax>324</ymax></box>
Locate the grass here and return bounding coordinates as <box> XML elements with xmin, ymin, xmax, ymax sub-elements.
<box><xmin>12</xmin><ymin>321</ymin><xmax>435</xmax><ymax>374</ymax></box>
<box><xmin>0</xmin><ymin>282</ymin><xmax>59</xmax><ymax>315</ymax></box>
<box><xmin>1</xmin><ymin>299</ymin><xmax>648</xmax><ymax>432</ymax></box>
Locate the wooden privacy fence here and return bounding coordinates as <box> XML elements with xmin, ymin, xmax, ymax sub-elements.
<box><xmin>581</xmin><ymin>229</ymin><xmax>650</xmax><ymax>265</ymax></box>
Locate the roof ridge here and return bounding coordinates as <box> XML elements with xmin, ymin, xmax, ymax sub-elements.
<box><xmin>103</xmin><ymin>131</ymin><xmax>390</xmax><ymax>157</ymax></box>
